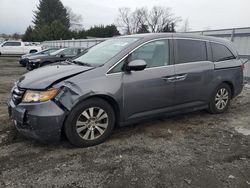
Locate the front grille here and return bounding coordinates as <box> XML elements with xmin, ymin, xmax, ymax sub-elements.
<box><xmin>12</xmin><ymin>87</ymin><xmax>25</xmax><ymax>105</ymax></box>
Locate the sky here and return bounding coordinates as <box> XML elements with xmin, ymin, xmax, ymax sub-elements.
<box><xmin>0</xmin><ymin>0</ymin><xmax>250</xmax><ymax>34</ymax></box>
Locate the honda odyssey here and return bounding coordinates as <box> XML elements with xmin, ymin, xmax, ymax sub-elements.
<box><xmin>8</xmin><ymin>33</ymin><xmax>244</xmax><ymax>147</ymax></box>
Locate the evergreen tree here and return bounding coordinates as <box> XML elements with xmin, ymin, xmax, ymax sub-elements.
<box><xmin>33</xmin><ymin>0</ymin><xmax>70</xmax><ymax>29</ymax></box>
<box><xmin>86</xmin><ymin>25</ymin><xmax>120</xmax><ymax>38</ymax></box>
<box><xmin>104</xmin><ymin>24</ymin><xmax>120</xmax><ymax>37</ymax></box>
<box><xmin>22</xmin><ymin>26</ymin><xmax>35</xmax><ymax>41</ymax></box>
<box><xmin>23</xmin><ymin>0</ymin><xmax>71</xmax><ymax>41</ymax></box>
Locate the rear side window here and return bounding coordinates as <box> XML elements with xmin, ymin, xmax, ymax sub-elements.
<box><xmin>176</xmin><ymin>39</ymin><xmax>207</xmax><ymax>64</ymax></box>
<box><xmin>211</xmin><ymin>42</ymin><xmax>235</xmax><ymax>62</ymax></box>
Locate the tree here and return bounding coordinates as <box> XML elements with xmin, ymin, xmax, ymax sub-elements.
<box><xmin>162</xmin><ymin>22</ymin><xmax>175</xmax><ymax>33</ymax></box>
<box><xmin>147</xmin><ymin>6</ymin><xmax>180</xmax><ymax>32</ymax></box>
<box><xmin>116</xmin><ymin>8</ymin><xmax>132</xmax><ymax>34</ymax></box>
<box><xmin>22</xmin><ymin>26</ymin><xmax>35</xmax><ymax>41</ymax></box>
<box><xmin>86</xmin><ymin>25</ymin><xmax>120</xmax><ymax>38</ymax></box>
<box><xmin>66</xmin><ymin>6</ymin><xmax>83</xmax><ymax>31</ymax></box>
<box><xmin>104</xmin><ymin>25</ymin><xmax>120</xmax><ymax>37</ymax></box>
<box><xmin>33</xmin><ymin>0</ymin><xmax>70</xmax><ymax>28</ymax></box>
<box><xmin>137</xmin><ymin>24</ymin><xmax>149</xmax><ymax>33</ymax></box>
<box><xmin>116</xmin><ymin>7</ymin><xmax>148</xmax><ymax>34</ymax></box>
<box><xmin>22</xmin><ymin>0</ymin><xmax>71</xmax><ymax>41</ymax></box>
<box><xmin>116</xmin><ymin>6</ymin><xmax>181</xmax><ymax>34</ymax></box>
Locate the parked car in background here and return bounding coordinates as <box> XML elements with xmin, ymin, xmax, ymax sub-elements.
<box><xmin>0</xmin><ymin>41</ymin><xmax>42</xmax><ymax>55</ymax></box>
<box><xmin>8</xmin><ymin>33</ymin><xmax>244</xmax><ymax>147</ymax></box>
<box><xmin>26</xmin><ymin>47</ymin><xmax>84</xmax><ymax>70</ymax></box>
<box><xmin>19</xmin><ymin>47</ymin><xmax>60</xmax><ymax>67</ymax></box>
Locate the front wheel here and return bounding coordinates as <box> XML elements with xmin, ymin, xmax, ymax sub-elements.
<box><xmin>64</xmin><ymin>98</ymin><xmax>115</xmax><ymax>147</ymax></box>
<box><xmin>208</xmin><ymin>83</ymin><xmax>231</xmax><ymax>114</ymax></box>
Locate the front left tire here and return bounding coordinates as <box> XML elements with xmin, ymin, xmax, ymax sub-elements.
<box><xmin>64</xmin><ymin>98</ymin><xmax>115</xmax><ymax>147</ymax></box>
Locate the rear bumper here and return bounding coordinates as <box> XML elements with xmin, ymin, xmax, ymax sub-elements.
<box><xmin>8</xmin><ymin>99</ymin><xmax>66</xmax><ymax>143</ymax></box>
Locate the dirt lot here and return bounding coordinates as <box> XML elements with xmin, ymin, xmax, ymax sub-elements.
<box><xmin>0</xmin><ymin>57</ymin><xmax>250</xmax><ymax>188</ymax></box>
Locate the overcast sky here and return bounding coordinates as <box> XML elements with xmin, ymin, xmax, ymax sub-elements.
<box><xmin>0</xmin><ymin>0</ymin><xmax>249</xmax><ymax>34</ymax></box>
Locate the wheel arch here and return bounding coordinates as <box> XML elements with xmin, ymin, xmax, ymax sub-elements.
<box><xmin>65</xmin><ymin>94</ymin><xmax>121</xmax><ymax>127</ymax></box>
<box><xmin>29</xmin><ymin>49</ymin><xmax>38</xmax><ymax>53</ymax></box>
<box><xmin>221</xmin><ymin>81</ymin><xmax>235</xmax><ymax>98</ymax></box>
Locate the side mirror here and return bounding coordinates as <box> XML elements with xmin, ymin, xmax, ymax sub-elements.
<box><xmin>60</xmin><ymin>54</ymin><xmax>65</xmax><ymax>58</ymax></box>
<box><xmin>126</xmin><ymin>60</ymin><xmax>147</xmax><ymax>71</ymax></box>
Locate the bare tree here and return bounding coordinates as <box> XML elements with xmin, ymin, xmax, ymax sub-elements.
<box><xmin>116</xmin><ymin>7</ymin><xmax>132</xmax><ymax>34</ymax></box>
<box><xmin>131</xmin><ymin>7</ymin><xmax>148</xmax><ymax>33</ymax></box>
<box><xmin>66</xmin><ymin>6</ymin><xmax>83</xmax><ymax>31</ymax></box>
<box><xmin>147</xmin><ymin>6</ymin><xmax>181</xmax><ymax>32</ymax></box>
<box><xmin>116</xmin><ymin>6</ymin><xmax>181</xmax><ymax>34</ymax></box>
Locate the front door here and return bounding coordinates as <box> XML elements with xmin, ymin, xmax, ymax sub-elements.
<box><xmin>122</xmin><ymin>39</ymin><xmax>176</xmax><ymax>120</ymax></box>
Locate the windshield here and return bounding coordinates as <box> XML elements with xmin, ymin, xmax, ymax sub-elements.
<box><xmin>73</xmin><ymin>37</ymin><xmax>139</xmax><ymax>66</ymax></box>
<box><xmin>50</xmin><ymin>48</ymin><xmax>65</xmax><ymax>55</ymax></box>
<box><xmin>40</xmin><ymin>48</ymin><xmax>59</xmax><ymax>55</ymax></box>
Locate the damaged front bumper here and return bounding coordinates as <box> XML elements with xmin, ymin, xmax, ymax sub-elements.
<box><xmin>8</xmin><ymin>99</ymin><xmax>66</xmax><ymax>143</ymax></box>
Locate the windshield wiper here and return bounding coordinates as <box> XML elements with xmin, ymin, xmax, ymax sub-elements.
<box><xmin>71</xmin><ymin>60</ymin><xmax>93</xmax><ymax>67</ymax></box>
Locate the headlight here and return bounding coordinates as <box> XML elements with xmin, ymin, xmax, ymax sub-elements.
<box><xmin>31</xmin><ymin>59</ymin><xmax>41</xmax><ymax>63</ymax></box>
<box><xmin>22</xmin><ymin>88</ymin><xmax>58</xmax><ymax>103</ymax></box>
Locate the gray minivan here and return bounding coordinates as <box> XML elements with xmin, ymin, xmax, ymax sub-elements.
<box><xmin>8</xmin><ymin>33</ymin><xmax>244</xmax><ymax>147</ymax></box>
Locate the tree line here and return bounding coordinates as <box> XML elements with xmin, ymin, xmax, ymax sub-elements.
<box><xmin>22</xmin><ymin>0</ymin><xmax>182</xmax><ymax>42</ymax></box>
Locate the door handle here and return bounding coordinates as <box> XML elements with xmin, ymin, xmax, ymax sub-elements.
<box><xmin>162</xmin><ymin>76</ymin><xmax>176</xmax><ymax>82</ymax></box>
<box><xmin>175</xmin><ymin>74</ymin><xmax>187</xmax><ymax>81</ymax></box>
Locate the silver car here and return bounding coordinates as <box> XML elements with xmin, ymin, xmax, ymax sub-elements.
<box><xmin>8</xmin><ymin>33</ymin><xmax>244</xmax><ymax>147</ymax></box>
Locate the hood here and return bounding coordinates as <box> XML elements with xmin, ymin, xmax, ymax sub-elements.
<box><xmin>18</xmin><ymin>62</ymin><xmax>94</xmax><ymax>89</ymax></box>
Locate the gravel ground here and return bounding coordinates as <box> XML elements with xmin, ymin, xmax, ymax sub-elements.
<box><xmin>0</xmin><ymin>57</ymin><xmax>250</xmax><ymax>188</ymax></box>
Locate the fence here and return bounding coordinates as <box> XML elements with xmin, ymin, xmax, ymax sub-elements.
<box><xmin>42</xmin><ymin>38</ymin><xmax>107</xmax><ymax>48</ymax></box>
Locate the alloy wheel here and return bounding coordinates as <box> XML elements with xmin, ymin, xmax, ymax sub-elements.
<box><xmin>215</xmin><ymin>88</ymin><xmax>229</xmax><ymax>110</ymax></box>
<box><xmin>76</xmin><ymin>107</ymin><xmax>109</xmax><ymax>140</ymax></box>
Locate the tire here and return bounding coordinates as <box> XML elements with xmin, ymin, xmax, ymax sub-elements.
<box><xmin>208</xmin><ymin>83</ymin><xmax>232</xmax><ymax>114</ymax></box>
<box><xmin>26</xmin><ymin>62</ymin><xmax>33</xmax><ymax>71</ymax></box>
<box><xmin>64</xmin><ymin>98</ymin><xmax>115</xmax><ymax>147</ymax></box>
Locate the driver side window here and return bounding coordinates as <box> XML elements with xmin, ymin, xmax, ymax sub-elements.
<box><xmin>109</xmin><ymin>39</ymin><xmax>170</xmax><ymax>74</ymax></box>
<box><xmin>129</xmin><ymin>40</ymin><xmax>170</xmax><ymax>68</ymax></box>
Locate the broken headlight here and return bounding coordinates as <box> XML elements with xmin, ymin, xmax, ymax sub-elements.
<box><xmin>22</xmin><ymin>88</ymin><xmax>59</xmax><ymax>103</ymax></box>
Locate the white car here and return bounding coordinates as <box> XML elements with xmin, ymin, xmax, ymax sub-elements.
<box><xmin>0</xmin><ymin>41</ymin><xmax>42</xmax><ymax>55</ymax></box>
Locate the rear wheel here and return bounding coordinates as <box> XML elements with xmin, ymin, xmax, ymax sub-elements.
<box><xmin>64</xmin><ymin>98</ymin><xmax>115</xmax><ymax>147</ymax></box>
<box><xmin>208</xmin><ymin>83</ymin><xmax>231</xmax><ymax>114</ymax></box>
